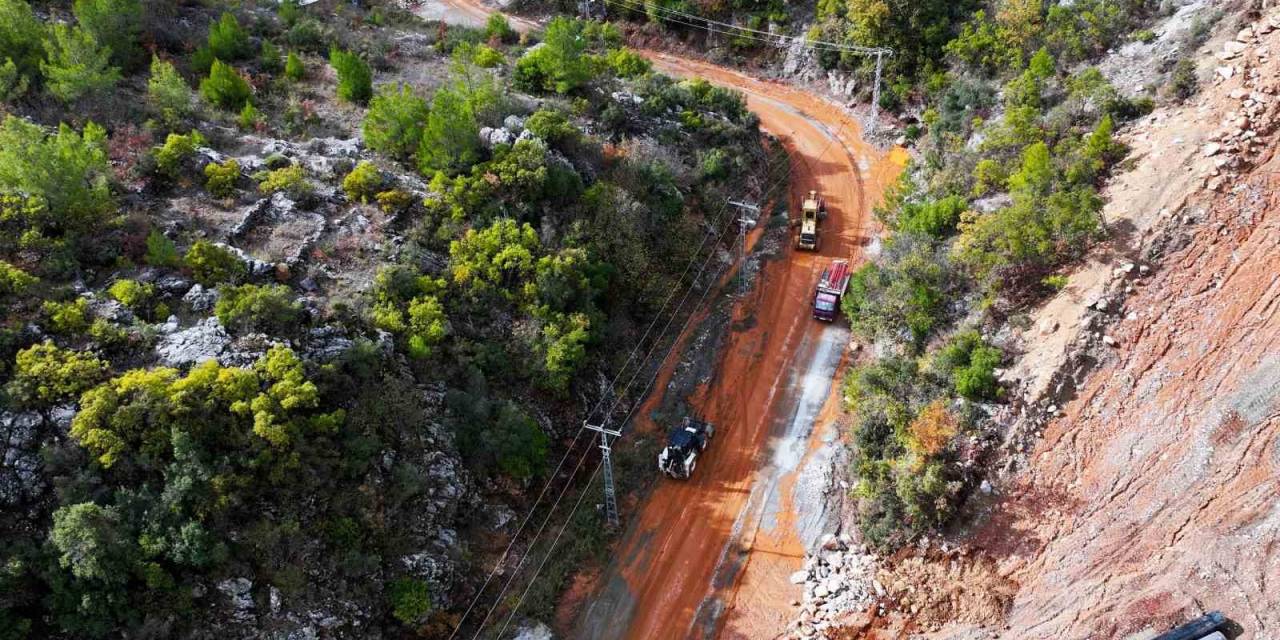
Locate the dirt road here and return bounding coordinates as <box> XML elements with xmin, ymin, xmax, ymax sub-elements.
<box><xmin>572</xmin><ymin>55</ymin><xmax>900</xmax><ymax>640</ymax></box>
<box><xmin>418</xmin><ymin>2</ymin><xmax>902</xmax><ymax>637</ymax></box>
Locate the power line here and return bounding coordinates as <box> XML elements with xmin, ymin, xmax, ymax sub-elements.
<box><xmin>605</xmin><ymin>0</ymin><xmax>893</xmax><ymax>121</ymax></box>
<box><xmin>463</xmin><ymin>128</ymin><xmax>805</xmax><ymax>640</ymax></box>
<box><xmin>446</xmin><ymin>53</ymin><xmax>793</xmax><ymax>640</ymax></box>
<box><xmin>496</xmin><ymin>460</ymin><xmax>603</xmax><ymax>639</ymax></box>
<box><xmin>605</xmin><ymin>0</ymin><xmax>892</xmax><ymax>56</ymax></box>
<box><xmin>483</xmin><ymin>63</ymin><xmax>869</xmax><ymax>637</ymax></box>
<box><xmin>456</xmin><ymin>7</ymin><xmax>874</xmax><ymax>631</ymax></box>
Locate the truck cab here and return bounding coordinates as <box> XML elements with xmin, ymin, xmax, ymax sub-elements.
<box><xmin>813</xmin><ymin>259</ymin><xmax>852</xmax><ymax>322</ymax></box>
<box><xmin>813</xmin><ymin>291</ymin><xmax>840</xmax><ymax>321</ymax></box>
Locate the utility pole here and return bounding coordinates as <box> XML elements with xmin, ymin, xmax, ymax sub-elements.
<box><xmin>728</xmin><ymin>201</ymin><xmax>760</xmax><ymax>296</ymax></box>
<box><xmin>869</xmin><ymin>50</ymin><xmax>885</xmax><ymax>130</ymax></box>
<box><xmin>583</xmin><ymin>421</ymin><xmax>622</xmax><ymax>528</ymax></box>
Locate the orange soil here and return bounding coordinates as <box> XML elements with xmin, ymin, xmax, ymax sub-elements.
<box><xmin>590</xmin><ymin>53</ymin><xmax>901</xmax><ymax>640</ymax></box>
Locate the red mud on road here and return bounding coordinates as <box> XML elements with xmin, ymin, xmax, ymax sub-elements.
<box><xmin>570</xmin><ymin>54</ymin><xmax>903</xmax><ymax>640</ymax></box>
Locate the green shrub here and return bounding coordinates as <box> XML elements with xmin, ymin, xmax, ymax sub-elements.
<box><xmin>215</xmin><ymin>283</ymin><xmax>303</xmax><ymax>334</ymax></box>
<box><xmin>362</xmin><ymin>83</ymin><xmax>428</xmax><ymax>160</ymax></box>
<box><xmin>0</xmin><ymin>57</ymin><xmax>28</xmax><ymax>101</ymax></box>
<box><xmin>1168</xmin><ymin>59</ymin><xmax>1197</xmax><ymax>101</ymax></box>
<box><xmin>284</xmin><ymin>51</ymin><xmax>304</xmax><ymax>80</ymax></box>
<box><xmin>144</xmin><ymin>230</ymin><xmax>180</xmax><ymax>268</ymax></box>
<box><xmin>0</xmin><ymin>116</ymin><xmax>113</xmax><ymax>235</ymax></box>
<box><xmin>0</xmin><ymin>0</ymin><xmax>44</xmax><ymax>84</ymax></box>
<box><xmin>200</xmin><ymin>60</ymin><xmax>251</xmax><ymax>109</ymax></box>
<box><xmin>237</xmin><ymin>101</ymin><xmax>261</xmax><ymax>130</ymax></box>
<box><xmin>264</xmin><ymin>153</ymin><xmax>291</xmax><ymax>170</ymax></box>
<box><xmin>897</xmin><ymin>196</ymin><xmax>967</xmax><ymax>238</ymax></box>
<box><xmin>260</xmin><ymin>40</ymin><xmax>282</xmax><ymax>74</ymax></box>
<box><xmin>471</xmin><ymin>43</ymin><xmax>503</xmax><ymax>68</ymax></box>
<box><xmin>42</xmin><ymin>298</ymin><xmax>90</xmax><ymax>334</ymax></box>
<box><xmin>153</xmin><ymin>130</ymin><xmax>206</xmax><ymax>177</ymax></box>
<box><xmin>107</xmin><ymin>279</ymin><xmax>153</xmax><ymax>311</ymax></box>
<box><xmin>73</xmin><ymin>0</ymin><xmax>144</xmax><ymax>71</ymax></box>
<box><xmin>405</xmin><ymin>295</ymin><xmax>446</xmax><ymax>359</ymax></box>
<box><xmin>7</xmin><ymin>342</ymin><xmax>108</xmax><ymax>405</ymax></box>
<box><xmin>604</xmin><ymin>48</ymin><xmax>651</xmax><ymax>78</ymax></box>
<box><xmin>482</xmin><ymin>13</ymin><xmax>517</xmax><ymax>44</ymax></box>
<box><xmin>285</xmin><ymin>18</ymin><xmax>327</xmax><ymax>53</ymax></box>
<box><xmin>449</xmin><ymin>219</ymin><xmax>539</xmax><ymax>295</ymax></box>
<box><xmin>342</xmin><ymin>161</ymin><xmax>383</xmax><ymax>203</ymax></box>
<box><xmin>147</xmin><ymin>56</ymin><xmax>194</xmax><ymax>125</ymax></box>
<box><xmin>205</xmin><ymin>12</ymin><xmax>251</xmax><ymax>62</ymax></box>
<box><xmin>278</xmin><ymin>0</ymin><xmax>302</xmax><ymax>26</ymax></box>
<box><xmin>41</xmin><ymin>23</ymin><xmax>121</xmax><ymax>103</ymax></box>
<box><xmin>418</xmin><ymin>86</ymin><xmax>480</xmax><ymax>175</ymax></box>
<box><xmin>375</xmin><ymin>188</ymin><xmax>413</xmax><ymax>213</ymax></box>
<box><xmin>184</xmin><ymin>240</ymin><xmax>245</xmax><ymax>286</ymax></box>
<box><xmin>329</xmin><ymin>48</ymin><xmax>371</xmax><ymax>104</ymax></box>
<box><xmin>88</xmin><ymin>316</ymin><xmax>128</xmax><ymax>346</ymax></box>
<box><xmin>514</xmin><ymin>17</ymin><xmax>591</xmax><ymax>94</ymax></box>
<box><xmin>258</xmin><ymin>165</ymin><xmax>313</xmax><ymax>200</ymax></box>
<box><xmin>538</xmin><ymin>311</ymin><xmax>590</xmax><ymax>391</ymax></box>
<box><xmin>1041</xmin><ymin>274</ymin><xmax>1068</xmax><ymax>291</ymax></box>
<box><xmin>204</xmin><ymin>158</ymin><xmax>240</xmax><ymax>198</ymax></box>
<box><xmin>0</xmin><ymin>259</ymin><xmax>36</xmax><ymax>296</ymax></box>
<box><xmin>388</xmin><ymin>577</ymin><xmax>431</xmax><ymax>625</ymax></box>
<box><xmin>447</xmin><ymin>367</ymin><xmax>550</xmax><ymax>480</ymax></box>
<box><xmin>935</xmin><ymin>331</ymin><xmax>1001</xmax><ymax>401</ymax></box>
<box><xmin>50</xmin><ymin>502</ymin><xmax>136</xmax><ymax>584</ymax></box>
<box><xmin>525</xmin><ymin>108</ymin><xmax>579</xmax><ymax>146</ymax></box>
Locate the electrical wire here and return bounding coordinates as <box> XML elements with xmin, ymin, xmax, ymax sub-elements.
<box><xmin>479</xmin><ymin>61</ymin><xmax>869</xmax><ymax>640</ymax></box>
<box><xmin>604</xmin><ymin>0</ymin><xmax>892</xmax><ymax>56</ymax></box>
<box><xmin>445</xmin><ymin>35</ymin><xmax>794</xmax><ymax>640</ymax></box>
<box><xmin>457</xmin><ymin>7</ymin><xmax>877</xmax><ymax>635</ymax></box>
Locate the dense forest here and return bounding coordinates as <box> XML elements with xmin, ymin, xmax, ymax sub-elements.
<box><xmin>0</xmin><ymin>1</ymin><xmax>773</xmax><ymax>637</ymax></box>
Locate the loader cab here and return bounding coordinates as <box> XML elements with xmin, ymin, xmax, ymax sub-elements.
<box><xmin>657</xmin><ymin>417</ymin><xmax>715</xmax><ymax>479</ymax></box>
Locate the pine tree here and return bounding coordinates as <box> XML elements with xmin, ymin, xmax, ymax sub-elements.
<box><xmin>40</xmin><ymin>23</ymin><xmax>120</xmax><ymax>103</ymax></box>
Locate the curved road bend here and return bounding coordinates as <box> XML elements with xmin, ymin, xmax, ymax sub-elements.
<box><xmin>417</xmin><ymin>3</ymin><xmax>904</xmax><ymax>637</ymax></box>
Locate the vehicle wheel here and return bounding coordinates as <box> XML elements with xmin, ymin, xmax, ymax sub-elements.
<box><xmin>687</xmin><ymin>457</ymin><xmax>696</xmax><ymax>477</ymax></box>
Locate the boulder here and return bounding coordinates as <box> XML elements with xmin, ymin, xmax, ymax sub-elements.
<box><xmin>156</xmin><ymin>317</ymin><xmax>231</xmax><ymax>367</ymax></box>
<box><xmin>183</xmin><ymin>284</ymin><xmax>219</xmax><ymax>313</ymax></box>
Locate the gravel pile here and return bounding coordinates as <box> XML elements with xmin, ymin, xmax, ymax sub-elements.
<box><xmin>787</xmin><ymin>533</ymin><xmax>880</xmax><ymax>638</ymax></box>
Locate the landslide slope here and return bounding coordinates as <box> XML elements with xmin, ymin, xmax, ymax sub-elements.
<box><xmin>947</xmin><ymin>12</ymin><xmax>1280</xmax><ymax>639</ymax></box>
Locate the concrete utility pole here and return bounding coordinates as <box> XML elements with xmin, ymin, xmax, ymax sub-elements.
<box><xmin>584</xmin><ymin>421</ymin><xmax>622</xmax><ymax>528</ymax></box>
<box><xmin>869</xmin><ymin>50</ymin><xmax>885</xmax><ymax>129</ymax></box>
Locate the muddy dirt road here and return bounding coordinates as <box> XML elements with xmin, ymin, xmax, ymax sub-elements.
<box><xmin>419</xmin><ymin>3</ymin><xmax>901</xmax><ymax>637</ymax></box>
<box><xmin>575</xmin><ymin>52</ymin><xmax>901</xmax><ymax>640</ymax></box>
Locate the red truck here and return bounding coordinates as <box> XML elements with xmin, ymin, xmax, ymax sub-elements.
<box><xmin>813</xmin><ymin>259</ymin><xmax>852</xmax><ymax>322</ymax></box>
